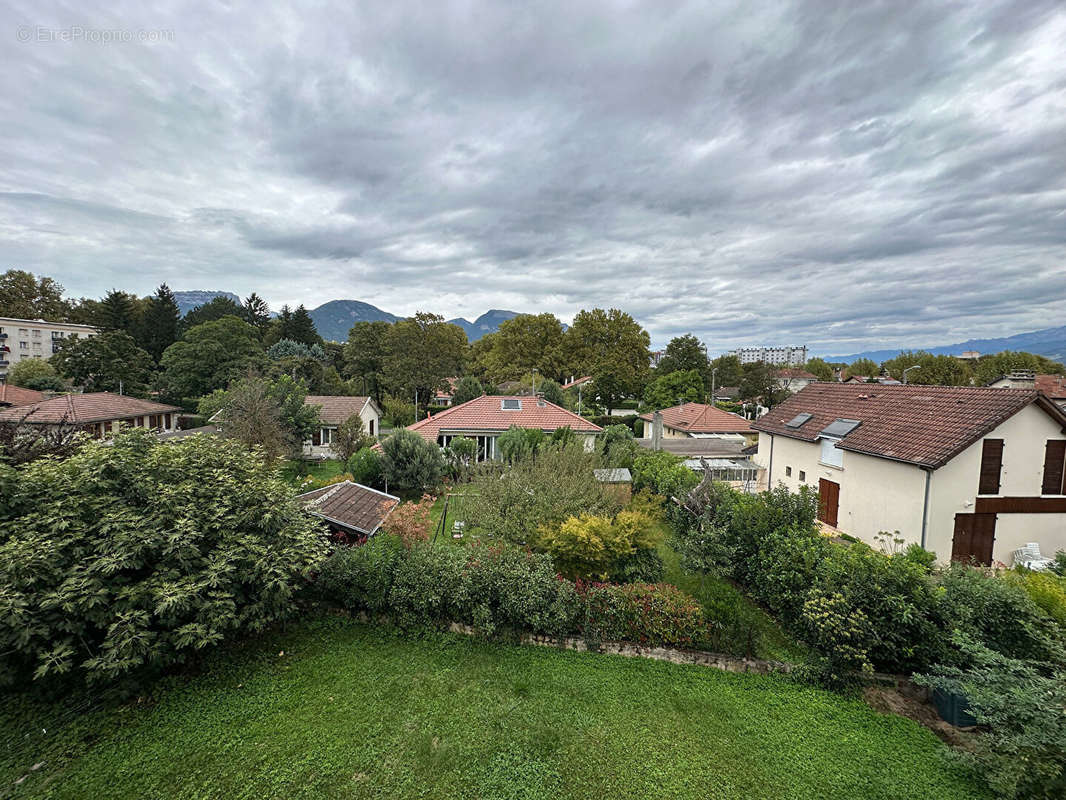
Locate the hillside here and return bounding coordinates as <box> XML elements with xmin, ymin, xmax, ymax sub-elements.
<box><xmin>307</xmin><ymin>299</ymin><xmax>400</xmax><ymax>341</ymax></box>
<box><xmin>445</xmin><ymin>309</ymin><xmax>521</xmax><ymax>342</ymax></box>
<box><xmin>173</xmin><ymin>290</ymin><xmax>240</xmax><ymax>316</ymax></box>
<box><xmin>825</xmin><ymin>325</ymin><xmax>1066</xmax><ymax>365</ymax></box>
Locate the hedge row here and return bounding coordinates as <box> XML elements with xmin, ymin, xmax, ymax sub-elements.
<box><xmin>315</xmin><ymin>535</ymin><xmax>705</xmax><ymax>648</ymax></box>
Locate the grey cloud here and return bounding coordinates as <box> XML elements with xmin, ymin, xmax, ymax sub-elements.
<box><xmin>0</xmin><ymin>0</ymin><xmax>1064</xmax><ymax>351</ymax></box>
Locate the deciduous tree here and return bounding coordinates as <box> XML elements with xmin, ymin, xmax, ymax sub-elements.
<box><xmin>158</xmin><ymin>316</ymin><xmax>265</xmax><ymax>401</ymax></box>
<box><xmin>52</xmin><ymin>330</ymin><xmax>154</xmax><ymax>396</ymax></box>
<box><xmin>657</xmin><ymin>334</ymin><xmax>708</xmax><ymax>376</ymax></box>
<box><xmin>563</xmin><ymin>308</ymin><xmax>650</xmax><ymax>413</ymax></box>
<box><xmin>383</xmin><ymin>313</ymin><xmax>467</xmax><ymax>414</ymax></box>
<box><xmin>0</xmin><ymin>269</ymin><xmax>70</xmax><ymax>320</ymax></box>
<box><xmin>643</xmin><ymin>369</ymin><xmax>704</xmax><ymax>409</ymax></box>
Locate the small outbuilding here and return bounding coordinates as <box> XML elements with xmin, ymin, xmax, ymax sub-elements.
<box><xmin>594</xmin><ymin>467</ymin><xmax>633</xmax><ymax>503</ymax></box>
<box><xmin>297</xmin><ymin>480</ymin><xmax>400</xmax><ymax>545</ymax></box>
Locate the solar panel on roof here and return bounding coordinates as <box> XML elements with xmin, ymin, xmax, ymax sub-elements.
<box><xmin>820</xmin><ymin>418</ymin><xmax>861</xmax><ymax>438</ymax></box>
<box><xmin>785</xmin><ymin>412</ymin><xmax>813</xmax><ymax>428</ymax></box>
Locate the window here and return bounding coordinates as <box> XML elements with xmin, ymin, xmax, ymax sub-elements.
<box><xmin>32</xmin><ymin>329</ymin><xmax>41</xmax><ymax>338</ymax></box>
<box><xmin>368</xmin><ymin>419</ymin><xmax>375</xmax><ymax>436</ymax></box>
<box><xmin>820</xmin><ymin>437</ymin><xmax>843</xmax><ymax>468</ymax></box>
<box><xmin>978</xmin><ymin>439</ymin><xmax>1004</xmax><ymax>495</ymax></box>
<box><xmin>321</xmin><ymin>427</ymin><xmax>335</xmax><ymax>445</ymax></box>
<box><xmin>501</xmin><ymin>398</ymin><xmax>522</xmax><ymax>410</ymax></box>
<box><xmin>799</xmin><ymin>471</ymin><xmax>806</xmax><ymax>482</ymax></box>
<box><xmin>1042</xmin><ymin>440</ymin><xmax>1066</xmax><ymax>495</ymax></box>
<box><xmin>785</xmin><ymin>466</ymin><xmax>792</xmax><ymax>477</ymax></box>
<box><xmin>18</xmin><ymin>328</ymin><xmax>27</xmax><ymax>336</ymax></box>
<box><xmin>19</xmin><ymin>341</ymin><xmax>27</xmax><ymax>350</ymax></box>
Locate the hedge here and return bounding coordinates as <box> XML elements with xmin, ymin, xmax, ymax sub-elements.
<box><xmin>315</xmin><ymin>535</ymin><xmax>706</xmax><ymax>648</ymax></box>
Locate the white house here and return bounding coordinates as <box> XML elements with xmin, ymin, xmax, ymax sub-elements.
<box><xmin>303</xmin><ymin>395</ymin><xmax>382</xmax><ymax>459</ymax></box>
<box><xmin>752</xmin><ymin>383</ymin><xmax>1066</xmax><ymax>566</ymax></box>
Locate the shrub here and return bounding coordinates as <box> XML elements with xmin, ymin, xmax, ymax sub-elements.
<box><xmin>347</xmin><ymin>446</ymin><xmax>382</xmax><ymax>487</ymax></box>
<box><xmin>0</xmin><ymin>430</ymin><xmax>327</xmax><ymax>687</ymax></box>
<box><xmin>608</xmin><ymin>546</ymin><xmax>665</xmax><ymax>584</ymax></box>
<box><xmin>315</xmin><ymin>534</ymin><xmax>405</xmax><ymax>614</ymax></box>
<box><xmin>450</xmin><ymin>376</ymin><xmax>484</xmax><ymax>406</ymax></box>
<box><xmin>382</xmin><ymin>495</ymin><xmax>435</xmax><ymax>547</ymax></box>
<box><xmin>380</xmin><ymin>429</ymin><xmax>443</xmax><ymax>492</ymax></box>
<box><xmin>1006</xmin><ymin>570</ymin><xmax>1066</xmax><ymax>628</ymax></box>
<box><xmin>388</xmin><ymin>543</ymin><xmax>469</xmax><ymax>628</ymax></box>
<box><xmin>599</xmin><ymin>424</ymin><xmax>637</xmax><ymax>469</ymax></box>
<box><xmin>537</xmin><ymin>510</ymin><xmax>663</xmax><ymax>580</ymax></box>
<box><xmin>632</xmin><ymin>450</ymin><xmax>699</xmax><ymax>500</ymax></box>
<box><xmin>383</xmin><ymin>397</ymin><xmax>415</xmax><ymax>427</ymax></box>
<box><xmin>916</xmin><ymin>635</ymin><xmax>1066</xmax><ymax>800</ymax></box>
<box><xmin>332</xmin><ymin>414</ymin><xmax>373</xmax><ymax>461</ymax></box>
<box><xmin>799</xmin><ymin>590</ymin><xmax>875</xmax><ymax>686</ymax></box>
<box><xmin>496</xmin><ymin>425</ymin><xmax>545</xmax><ymax>463</ymax></box>
<box><xmin>466</xmin><ymin>444</ymin><xmax>622</xmax><ymax>545</ymax></box>
<box><xmin>937</xmin><ymin>563</ymin><xmax>1063</xmax><ymax>664</ymax></box>
<box><xmin>580</xmin><ymin>583</ymin><xmax>706</xmax><ymax>648</ymax></box>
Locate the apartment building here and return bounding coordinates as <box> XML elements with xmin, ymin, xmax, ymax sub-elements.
<box><xmin>730</xmin><ymin>345</ymin><xmax>808</xmax><ymax>366</ymax></box>
<box><xmin>0</xmin><ymin>317</ymin><xmax>98</xmax><ymax>381</ymax></box>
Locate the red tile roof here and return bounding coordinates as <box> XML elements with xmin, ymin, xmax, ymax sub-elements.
<box><xmin>638</xmin><ymin>402</ymin><xmax>753</xmax><ymax>434</ymax></box>
<box><xmin>434</xmin><ymin>378</ymin><xmax>460</xmax><ymax>400</ymax></box>
<box><xmin>406</xmin><ymin>395</ymin><xmax>601</xmax><ymax>443</ymax></box>
<box><xmin>0</xmin><ymin>384</ymin><xmax>46</xmax><ymax>408</ymax></box>
<box><xmin>304</xmin><ymin>395</ymin><xmax>372</xmax><ymax>426</ymax></box>
<box><xmin>0</xmin><ymin>392</ymin><xmax>181</xmax><ymax>425</ymax></box>
<box><xmin>1036</xmin><ymin>374</ymin><xmax>1066</xmax><ymax>400</ymax></box>
<box><xmin>297</xmin><ymin>481</ymin><xmax>399</xmax><ymax>535</ymax></box>
<box><xmin>774</xmin><ymin>368</ymin><xmax>819</xmax><ymax>380</ymax></box>
<box><xmin>563</xmin><ymin>376</ymin><xmax>592</xmax><ymax>389</ymax></box>
<box><xmin>753</xmin><ymin>383</ymin><xmax>1066</xmax><ymax>469</ymax></box>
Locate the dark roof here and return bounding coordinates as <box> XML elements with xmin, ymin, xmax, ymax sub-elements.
<box><xmin>156</xmin><ymin>425</ymin><xmax>221</xmax><ymax>441</ymax></box>
<box><xmin>297</xmin><ymin>481</ymin><xmax>399</xmax><ymax>535</ymax></box>
<box><xmin>0</xmin><ymin>392</ymin><xmax>180</xmax><ymax>425</ymax></box>
<box><xmin>753</xmin><ymin>383</ymin><xmax>1066</xmax><ymax>469</ymax></box>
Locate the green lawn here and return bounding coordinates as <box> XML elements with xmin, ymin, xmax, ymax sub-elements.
<box><xmin>1</xmin><ymin>620</ymin><xmax>982</xmax><ymax>800</ymax></box>
<box><xmin>279</xmin><ymin>459</ymin><xmax>347</xmax><ymax>489</ymax></box>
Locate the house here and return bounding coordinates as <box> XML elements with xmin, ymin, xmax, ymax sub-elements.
<box><xmin>774</xmin><ymin>368</ymin><xmax>820</xmax><ymax>392</ymax></box>
<box><xmin>843</xmin><ymin>375</ymin><xmax>900</xmax><ymax>385</ymax></box>
<box><xmin>297</xmin><ymin>480</ymin><xmax>399</xmax><ymax>545</ymax></box>
<box><xmin>404</xmin><ymin>395</ymin><xmax>602</xmax><ymax>461</ymax></box>
<box><xmin>0</xmin><ymin>392</ymin><xmax>180</xmax><ymax>438</ymax></box>
<box><xmin>712</xmin><ymin>385</ymin><xmax>740</xmax><ymax>403</ymax></box>
<box><xmin>752</xmin><ymin>383</ymin><xmax>1066</xmax><ymax>565</ymax></box>
<box><xmin>0</xmin><ymin>384</ymin><xmax>46</xmax><ymax>409</ymax></box>
<box><xmin>303</xmin><ymin>395</ymin><xmax>382</xmax><ymax>459</ymax></box>
<box><xmin>638</xmin><ymin>402</ymin><xmax>757</xmax><ymax>446</ymax></box>
<box><xmin>0</xmin><ymin>316</ymin><xmax>97</xmax><ymax>382</ymax></box>
<box><xmin>987</xmin><ymin>372</ymin><xmax>1066</xmax><ymax>410</ymax></box>
<box><xmin>431</xmin><ymin>378</ymin><xmax>460</xmax><ymax>408</ymax></box>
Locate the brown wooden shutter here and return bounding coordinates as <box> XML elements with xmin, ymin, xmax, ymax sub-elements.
<box><xmin>1042</xmin><ymin>440</ymin><xmax>1066</xmax><ymax>495</ymax></box>
<box><xmin>312</xmin><ymin>428</ymin><xmax>321</xmax><ymax>446</ymax></box>
<box><xmin>978</xmin><ymin>439</ymin><xmax>1003</xmax><ymax>495</ymax></box>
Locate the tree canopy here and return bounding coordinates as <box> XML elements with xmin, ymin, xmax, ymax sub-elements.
<box><xmin>564</xmin><ymin>308</ymin><xmax>650</xmax><ymax>413</ymax></box>
<box><xmin>141</xmin><ymin>283</ymin><xmax>181</xmax><ymax>362</ymax></box>
<box><xmin>473</xmin><ymin>313</ymin><xmax>568</xmax><ymax>383</ymax></box>
<box><xmin>158</xmin><ymin>316</ymin><xmax>265</xmax><ymax>401</ymax></box>
<box><xmin>643</xmin><ymin>369</ymin><xmax>704</xmax><ymax>409</ymax></box>
<box><xmin>52</xmin><ymin>330</ymin><xmax>155</xmax><ymax>397</ymax></box>
<box><xmin>383</xmin><ymin>313</ymin><xmax>467</xmax><ymax>412</ymax></box>
<box><xmin>657</xmin><ymin>334</ymin><xmax>708</xmax><ymax>376</ymax></box>
<box><xmin>0</xmin><ymin>269</ymin><xmax>70</xmax><ymax>320</ymax></box>
<box><xmin>5</xmin><ymin>358</ymin><xmax>64</xmax><ymax>392</ymax></box>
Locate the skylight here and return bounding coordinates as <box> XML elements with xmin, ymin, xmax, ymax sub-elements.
<box><xmin>785</xmin><ymin>412</ymin><xmax>813</xmax><ymax>428</ymax></box>
<box><xmin>820</xmin><ymin>418</ymin><xmax>861</xmax><ymax>438</ymax></box>
<box><xmin>501</xmin><ymin>398</ymin><xmax>522</xmax><ymax>410</ymax></box>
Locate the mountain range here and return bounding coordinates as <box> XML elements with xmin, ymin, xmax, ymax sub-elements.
<box><xmin>824</xmin><ymin>325</ymin><xmax>1066</xmax><ymax>365</ymax></box>
<box><xmin>173</xmin><ymin>291</ymin><xmax>520</xmax><ymax>342</ymax></box>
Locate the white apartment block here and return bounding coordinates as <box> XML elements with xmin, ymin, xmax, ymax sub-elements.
<box><xmin>730</xmin><ymin>345</ymin><xmax>808</xmax><ymax>366</ymax></box>
<box><xmin>0</xmin><ymin>317</ymin><xmax>98</xmax><ymax>381</ymax></box>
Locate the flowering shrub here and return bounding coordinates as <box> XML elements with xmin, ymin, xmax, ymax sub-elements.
<box><xmin>382</xmin><ymin>494</ymin><xmax>435</xmax><ymax>547</ymax></box>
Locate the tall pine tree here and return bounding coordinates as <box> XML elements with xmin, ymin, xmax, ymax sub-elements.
<box><xmin>141</xmin><ymin>283</ymin><xmax>181</xmax><ymax>362</ymax></box>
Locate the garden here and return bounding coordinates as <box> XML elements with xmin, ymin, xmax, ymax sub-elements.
<box><xmin>1</xmin><ymin>427</ymin><xmax>1061</xmax><ymax>798</ymax></box>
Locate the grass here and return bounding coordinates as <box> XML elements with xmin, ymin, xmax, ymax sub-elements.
<box><xmin>279</xmin><ymin>459</ymin><xmax>347</xmax><ymax>489</ymax></box>
<box><xmin>1</xmin><ymin>619</ymin><xmax>984</xmax><ymax>800</ymax></box>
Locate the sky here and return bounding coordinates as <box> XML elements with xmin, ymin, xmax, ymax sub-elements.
<box><xmin>2</xmin><ymin>1</ymin><xmax>1065</xmax><ymax>353</ymax></box>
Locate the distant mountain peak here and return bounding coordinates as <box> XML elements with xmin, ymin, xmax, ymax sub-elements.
<box><xmin>173</xmin><ymin>290</ymin><xmax>240</xmax><ymax>316</ymax></box>
<box><xmin>824</xmin><ymin>324</ymin><xmax>1066</xmax><ymax>365</ymax></box>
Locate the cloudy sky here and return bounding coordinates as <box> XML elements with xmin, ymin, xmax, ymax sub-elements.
<box><xmin>3</xmin><ymin>1</ymin><xmax>1065</xmax><ymax>353</ymax></box>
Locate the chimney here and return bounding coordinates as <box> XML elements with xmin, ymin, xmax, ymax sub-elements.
<box><xmin>652</xmin><ymin>411</ymin><xmax>663</xmax><ymax>451</ymax></box>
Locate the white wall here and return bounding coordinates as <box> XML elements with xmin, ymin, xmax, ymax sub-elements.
<box><xmin>755</xmin><ymin>433</ymin><xmax>926</xmax><ymax>549</ymax></box>
<box><xmin>303</xmin><ymin>402</ymin><xmax>382</xmax><ymax>459</ymax></box>
<box><xmin>926</xmin><ymin>404</ymin><xmax>1066</xmax><ymax>563</ymax></box>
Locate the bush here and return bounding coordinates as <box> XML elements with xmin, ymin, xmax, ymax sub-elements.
<box><xmin>382</xmin><ymin>495</ymin><xmax>435</xmax><ymax>547</ymax></box>
<box><xmin>466</xmin><ymin>444</ymin><xmax>622</xmax><ymax>545</ymax></box>
<box><xmin>347</xmin><ymin>446</ymin><xmax>382</xmax><ymax>487</ymax></box>
<box><xmin>315</xmin><ymin>536</ymin><xmax>703</xmax><ymax>648</ymax></box>
<box><xmin>332</xmin><ymin>414</ymin><xmax>372</xmax><ymax>461</ymax></box>
<box><xmin>1006</xmin><ymin>570</ymin><xmax>1066</xmax><ymax>627</ymax></box>
<box><xmin>916</xmin><ymin>635</ymin><xmax>1066</xmax><ymax>800</ymax></box>
<box><xmin>0</xmin><ymin>430</ymin><xmax>327</xmax><ymax>687</ymax></box>
<box><xmin>537</xmin><ymin>510</ymin><xmax>663</xmax><ymax>580</ymax></box>
<box><xmin>599</xmin><ymin>424</ymin><xmax>637</xmax><ymax>469</ymax></box>
<box><xmin>580</xmin><ymin>582</ymin><xmax>706</xmax><ymax>648</ymax></box>
<box><xmin>380</xmin><ymin>429</ymin><xmax>443</xmax><ymax>492</ymax></box>
<box><xmin>383</xmin><ymin>397</ymin><xmax>415</xmax><ymax>427</ymax></box>
<box><xmin>632</xmin><ymin>450</ymin><xmax>699</xmax><ymax>500</ymax></box>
